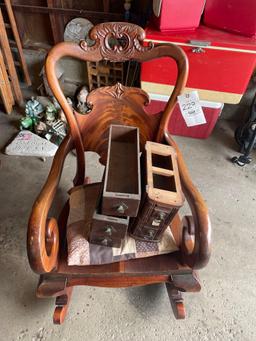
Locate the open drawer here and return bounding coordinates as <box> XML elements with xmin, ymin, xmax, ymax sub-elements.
<box><xmin>102</xmin><ymin>125</ymin><xmax>141</xmax><ymax>217</ymax></box>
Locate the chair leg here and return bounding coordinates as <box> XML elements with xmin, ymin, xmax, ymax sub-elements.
<box><xmin>165</xmin><ymin>284</ymin><xmax>185</xmax><ymax>319</ymax></box>
<box><xmin>53</xmin><ymin>286</ymin><xmax>73</xmax><ymax>324</ymax></box>
<box><xmin>36</xmin><ymin>275</ymin><xmax>73</xmax><ymax>324</ymax></box>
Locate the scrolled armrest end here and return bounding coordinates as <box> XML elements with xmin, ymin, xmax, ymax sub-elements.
<box><xmin>27</xmin><ymin>214</ymin><xmax>59</xmax><ymax>274</ymax></box>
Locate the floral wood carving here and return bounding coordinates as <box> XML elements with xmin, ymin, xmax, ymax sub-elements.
<box><xmin>86</xmin><ymin>82</ymin><xmax>150</xmax><ymax>107</ymax></box>
<box><xmin>105</xmin><ymin>82</ymin><xmax>125</xmax><ymax>99</ymax></box>
<box><xmin>80</xmin><ymin>22</ymin><xmax>154</xmax><ymax>61</ymax></box>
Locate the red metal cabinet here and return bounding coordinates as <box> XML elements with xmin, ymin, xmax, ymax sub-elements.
<box><xmin>145</xmin><ymin>99</ymin><xmax>223</xmax><ymax>139</ymax></box>
<box><xmin>141</xmin><ymin>25</ymin><xmax>256</xmax><ymax>104</ymax></box>
<box><xmin>153</xmin><ymin>0</ymin><xmax>205</xmax><ymax>33</ymax></box>
<box><xmin>204</xmin><ymin>0</ymin><xmax>256</xmax><ymax>38</ymax></box>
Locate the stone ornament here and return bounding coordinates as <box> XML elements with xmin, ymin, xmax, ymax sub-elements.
<box><xmin>64</xmin><ymin>18</ymin><xmax>94</xmax><ymax>45</ymax></box>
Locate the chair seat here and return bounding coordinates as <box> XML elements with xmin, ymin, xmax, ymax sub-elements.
<box><xmin>66</xmin><ymin>183</ymin><xmax>179</xmax><ymax>266</ymax></box>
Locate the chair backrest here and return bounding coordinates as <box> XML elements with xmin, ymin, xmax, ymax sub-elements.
<box><xmin>45</xmin><ymin>22</ymin><xmax>188</xmax><ymax>185</ymax></box>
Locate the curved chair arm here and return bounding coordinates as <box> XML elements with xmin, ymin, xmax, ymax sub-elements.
<box><xmin>165</xmin><ymin>132</ymin><xmax>211</xmax><ymax>269</ymax></box>
<box><xmin>27</xmin><ymin>136</ymin><xmax>73</xmax><ymax>274</ymax></box>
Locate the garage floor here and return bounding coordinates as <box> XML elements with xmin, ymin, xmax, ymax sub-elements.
<box><xmin>0</xmin><ymin>112</ymin><xmax>256</xmax><ymax>341</ymax></box>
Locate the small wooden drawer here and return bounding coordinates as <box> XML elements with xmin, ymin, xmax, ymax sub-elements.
<box><xmin>90</xmin><ymin>212</ymin><xmax>129</xmax><ymax>248</ymax></box>
<box><xmin>134</xmin><ymin>223</ymin><xmax>159</xmax><ymax>241</ymax></box>
<box><xmin>101</xmin><ymin>125</ymin><xmax>141</xmax><ymax>217</ymax></box>
<box><xmin>129</xmin><ymin>141</ymin><xmax>184</xmax><ymax>242</ymax></box>
<box><xmin>89</xmin><ymin>236</ymin><xmax>123</xmax><ymax>248</ymax></box>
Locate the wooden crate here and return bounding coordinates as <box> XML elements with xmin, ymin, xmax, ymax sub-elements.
<box><xmin>102</xmin><ymin>125</ymin><xmax>141</xmax><ymax>217</ymax></box>
<box><xmin>129</xmin><ymin>141</ymin><xmax>184</xmax><ymax>242</ymax></box>
<box><xmin>87</xmin><ymin>60</ymin><xmax>123</xmax><ymax>90</ymax></box>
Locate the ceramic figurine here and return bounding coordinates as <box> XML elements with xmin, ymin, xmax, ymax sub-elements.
<box><xmin>20</xmin><ymin>116</ymin><xmax>34</xmax><ymax>130</ymax></box>
<box><xmin>25</xmin><ymin>97</ymin><xmax>44</xmax><ymax>119</ymax></box>
<box><xmin>45</xmin><ymin>103</ymin><xmax>57</xmax><ymax>122</ymax></box>
<box><xmin>45</xmin><ymin>120</ymin><xmax>67</xmax><ymax>145</ymax></box>
<box><xmin>34</xmin><ymin>121</ymin><xmax>47</xmax><ymax>135</ymax></box>
<box><xmin>76</xmin><ymin>86</ymin><xmax>89</xmax><ymax>114</ymax></box>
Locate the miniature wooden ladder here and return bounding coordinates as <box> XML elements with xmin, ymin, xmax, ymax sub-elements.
<box><xmin>3</xmin><ymin>0</ymin><xmax>31</xmax><ymax>87</ymax></box>
<box><xmin>0</xmin><ymin>8</ymin><xmax>23</xmax><ymax>107</ymax></box>
<box><xmin>0</xmin><ymin>47</ymin><xmax>14</xmax><ymax>114</ymax></box>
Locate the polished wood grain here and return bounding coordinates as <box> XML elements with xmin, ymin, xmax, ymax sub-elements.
<box><xmin>165</xmin><ymin>132</ymin><xmax>211</xmax><ymax>269</ymax></box>
<box><xmin>27</xmin><ymin>22</ymin><xmax>211</xmax><ymax>324</ymax></box>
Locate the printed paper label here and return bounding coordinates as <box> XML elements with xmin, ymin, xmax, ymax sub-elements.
<box><xmin>178</xmin><ymin>91</ymin><xmax>206</xmax><ymax>127</ymax></box>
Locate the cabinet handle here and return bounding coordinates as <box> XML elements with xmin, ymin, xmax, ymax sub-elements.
<box><xmin>192</xmin><ymin>47</ymin><xmax>205</xmax><ymax>54</ymax></box>
<box><xmin>116</xmin><ymin>203</ymin><xmax>128</xmax><ymax>214</ymax></box>
<box><xmin>105</xmin><ymin>226</ymin><xmax>113</xmax><ymax>235</ymax></box>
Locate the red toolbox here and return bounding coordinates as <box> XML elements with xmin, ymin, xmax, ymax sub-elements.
<box><xmin>146</xmin><ymin>98</ymin><xmax>223</xmax><ymax>139</ymax></box>
<box><xmin>153</xmin><ymin>0</ymin><xmax>206</xmax><ymax>33</ymax></box>
<box><xmin>204</xmin><ymin>0</ymin><xmax>256</xmax><ymax>38</ymax></box>
<box><xmin>141</xmin><ymin>25</ymin><xmax>256</xmax><ymax>105</ymax></box>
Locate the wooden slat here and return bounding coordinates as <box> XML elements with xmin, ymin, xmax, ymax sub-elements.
<box><xmin>0</xmin><ymin>4</ymin><xmax>123</xmax><ymax>21</ymax></box>
<box><xmin>4</xmin><ymin>0</ymin><xmax>31</xmax><ymax>86</ymax></box>
<box><xmin>103</xmin><ymin>0</ymin><xmax>110</xmax><ymax>12</ymax></box>
<box><xmin>152</xmin><ymin>166</ymin><xmax>174</xmax><ymax>176</ymax></box>
<box><xmin>0</xmin><ymin>48</ymin><xmax>14</xmax><ymax>114</ymax></box>
<box><xmin>0</xmin><ymin>8</ymin><xmax>23</xmax><ymax>105</ymax></box>
<box><xmin>47</xmin><ymin>0</ymin><xmax>65</xmax><ymax>45</ymax></box>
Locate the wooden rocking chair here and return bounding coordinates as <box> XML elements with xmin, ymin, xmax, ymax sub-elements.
<box><xmin>27</xmin><ymin>22</ymin><xmax>211</xmax><ymax>324</ymax></box>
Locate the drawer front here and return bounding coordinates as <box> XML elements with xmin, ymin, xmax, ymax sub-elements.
<box><xmin>91</xmin><ymin>215</ymin><xmax>128</xmax><ymax>239</ymax></box>
<box><xmin>89</xmin><ymin>235</ymin><xmax>122</xmax><ymax>248</ymax></box>
<box><xmin>132</xmin><ymin>223</ymin><xmax>159</xmax><ymax>242</ymax></box>
<box><xmin>147</xmin><ymin>209</ymin><xmax>169</xmax><ymax>228</ymax></box>
<box><xmin>138</xmin><ymin>204</ymin><xmax>177</xmax><ymax>230</ymax></box>
<box><xmin>130</xmin><ymin>204</ymin><xmax>178</xmax><ymax>241</ymax></box>
<box><xmin>102</xmin><ymin>197</ymin><xmax>140</xmax><ymax>217</ymax></box>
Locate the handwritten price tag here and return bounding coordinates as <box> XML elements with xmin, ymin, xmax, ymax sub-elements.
<box><xmin>177</xmin><ymin>91</ymin><xmax>206</xmax><ymax>127</ymax></box>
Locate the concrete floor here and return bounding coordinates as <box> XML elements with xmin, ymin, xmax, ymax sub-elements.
<box><xmin>0</xmin><ymin>112</ymin><xmax>256</xmax><ymax>341</ymax></box>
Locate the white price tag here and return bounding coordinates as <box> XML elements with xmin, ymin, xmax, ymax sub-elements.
<box><xmin>177</xmin><ymin>91</ymin><xmax>206</xmax><ymax>127</ymax></box>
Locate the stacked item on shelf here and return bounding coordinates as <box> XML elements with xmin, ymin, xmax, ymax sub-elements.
<box><xmin>90</xmin><ymin>125</ymin><xmax>141</xmax><ymax>248</ymax></box>
<box><xmin>145</xmin><ymin>1</ymin><xmax>256</xmax><ymax>139</ymax></box>
<box><xmin>141</xmin><ymin>24</ymin><xmax>256</xmax><ymax>139</ymax></box>
<box><xmin>68</xmin><ymin>124</ymin><xmax>184</xmax><ymax>258</ymax></box>
<box><xmin>90</xmin><ymin>125</ymin><xmax>184</xmax><ymax>247</ymax></box>
<box><xmin>203</xmin><ymin>0</ymin><xmax>256</xmax><ymax>38</ymax></box>
<box><xmin>152</xmin><ymin>0</ymin><xmax>256</xmax><ymax>38</ymax></box>
<box><xmin>152</xmin><ymin>0</ymin><xmax>206</xmax><ymax>33</ymax></box>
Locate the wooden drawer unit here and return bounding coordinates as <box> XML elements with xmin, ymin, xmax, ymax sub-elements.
<box><xmin>102</xmin><ymin>125</ymin><xmax>141</xmax><ymax>217</ymax></box>
<box><xmin>130</xmin><ymin>142</ymin><xmax>184</xmax><ymax>242</ymax></box>
<box><xmin>90</xmin><ymin>213</ymin><xmax>129</xmax><ymax>248</ymax></box>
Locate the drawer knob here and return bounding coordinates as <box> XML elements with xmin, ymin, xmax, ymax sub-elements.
<box><xmin>144</xmin><ymin>229</ymin><xmax>155</xmax><ymax>239</ymax></box>
<box><xmin>101</xmin><ymin>238</ymin><xmax>110</xmax><ymax>246</ymax></box>
<box><xmin>152</xmin><ymin>212</ymin><xmax>166</xmax><ymax>226</ymax></box>
<box><xmin>116</xmin><ymin>203</ymin><xmax>128</xmax><ymax>214</ymax></box>
<box><xmin>152</xmin><ymin>219</ymin><xmax>161</xmax><ymax>226</ymax></box>
<box><xmin>105</xmin><ymin>226</ymin><xmax>113</xmax><ymax>235</ymax></box>
<box><xmin>159</xmin><ymin>212</ymin><xmax>166</xmax><ymax>219</ymax></box>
